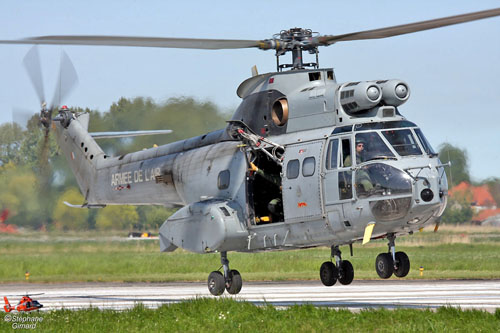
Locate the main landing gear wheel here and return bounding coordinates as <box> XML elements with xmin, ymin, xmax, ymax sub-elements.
<box><xmin>226</xmin><ymin>269</ymin><xmax>242</xmax><ymax>295</ymax></box>
<box><xmin>375</xmin><ymin>253</ymin><xmax>394</xmax><ymax>279</ymax></box>
<box><xmin>394</xmin><ymin>251</ymin><xmax>410</xmax><ymax>278</ymax></box>
<box><xmin>320</xmin><ymin>262</ymin><xmax>338</xmax><ymax>286</ymax></box>
<box><xmin>320</xmin><ymin>245</ymin><xmax>355</xmax><ymax>286</ymax></box>
<box><xmin>208</xmin><ymin>271</ymin><xmax>225</xmax><ymax>296</ymax></box>
<box><xmin>207</xmin><ymin>251</ymin><xmax>243</xmax><ymax>296</ymax></box>
<box><xmin>338</xmin><ymin>260</ymin><xmax>354</xmax><ymax>285</ymax></box>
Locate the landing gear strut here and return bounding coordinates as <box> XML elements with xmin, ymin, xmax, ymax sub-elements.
<box><xmin>375</xmin><ymin>234</ymin><xmax>410</xmax><ymax>279</ymax></box>
<box><xmin>320</xmin><ymin>245</ymin><xmax>354</xmax><ymax>286</ymax></box>
<box><xmin>207</xmin><ymin>251</ymin><xmax>243</xmax><ymax>296</ymax></box>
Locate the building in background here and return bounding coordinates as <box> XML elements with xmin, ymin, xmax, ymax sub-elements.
<box><xmin>449</xmin><ymin>182</ymin><xmax>500</xmax><ymax>225</ymax></box>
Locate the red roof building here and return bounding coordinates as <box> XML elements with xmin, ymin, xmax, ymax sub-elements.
<box><xmin>449</xmin><ymin>182</ymin><xmax>499</xmax><ymax>224</ymax></box>
<box><xmin>449</xmin><ymin>182</ymin><xmax>496</xmax><ymax>208</ymax></box>
<box><xmin>474</xmin><ymin>208</ymin><xmax>500</xmax><ymax>222</ymax></box>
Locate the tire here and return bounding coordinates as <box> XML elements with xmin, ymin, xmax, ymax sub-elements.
<box><xmin>320</xmin><ymin>261</ymin><xmax>338</xmax><ymax>286</ymax></box>
<box><xmin>226</xmin><ymin>270</ymin><xmax>243</xmax><ymax>295</ymax></box>
<box><xmin>375</xmin><ymin>253</ymin><xmax>394</xmax><ymax>279</ymax></box>
<box><xmin>338</xmin><ymin>260</ymin><xmax>354</xmax><ymax>285</ymax></box>
<box><xmin>394</xmin><ymin>251</ymin><xmax>410</xmax><ymax>278</ymax></box>
<box><xmin>208</xmin><ymin>271</ymin><xmax>225</xmax><ymax>296</ymax></box>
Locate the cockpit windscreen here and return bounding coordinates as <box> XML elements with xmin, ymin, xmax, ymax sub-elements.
<box><xmin>355</xmin><ymin>132</ymin><xmax>395</xmax><ymax>163</ymax></box>
<box><xmin>382</xmin><ymin>129</ymin><xmax>422</xmax><ymax>156</ymax></box>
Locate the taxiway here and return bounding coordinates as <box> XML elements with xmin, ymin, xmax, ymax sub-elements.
<box><xmin>2</xmin><ymin>280</ymin><xmax>499</xmax><ymax>312</ymax></box>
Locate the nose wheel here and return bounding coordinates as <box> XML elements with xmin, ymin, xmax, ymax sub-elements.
<box><xmin>320</xmin><ymin>246</ymin><xmax>354</xmax><ymax>286</ymax></box>
<box><xmin>207</xmin><ymin>252</ymin><xmax>243</xmax><ymax>296</ymax></box>
<box><xmin>375</xmin><ymin>234</ymin><xmax>410</xmax><ymax>279</ymax></box>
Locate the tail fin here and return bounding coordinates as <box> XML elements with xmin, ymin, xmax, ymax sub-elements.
<box><xmin>4</xmin><ymin>297</ymin><xmax>12</xmax><ymax>312</ymax></box>
<box><xmin>53</xmin><ymin>112</ymin><xmax>104</xmax><ymax>201</ymax></box>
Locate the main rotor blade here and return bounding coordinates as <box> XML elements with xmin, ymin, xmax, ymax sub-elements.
<box><xmin>50</xmin><ymin>50</ymin><xmax>78</xmax><ymax>110</ymax></box>
<box><xmin>0</xmin><ymin>36</ymin><xmax>261</xmax><ymax>50</ymax></box>
<box><xmin>318</xmin><ymin>7</ymin><xmax>500</xmax><ymax>44</ymax></box>
<box><xmin>22</xmin><ymin>46</ymin><xmax>46</xmax><ymax>105</ymax></box>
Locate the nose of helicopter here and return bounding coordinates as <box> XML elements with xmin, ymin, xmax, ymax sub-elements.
<box><xmin>357</xmin><ymin>161</ymin><xmax>448</xmax><ymax>227</ymax></box>
<box><xmin>404</xmin><ymin>162</ymin><xmax>448</xmax><ymax>226</ymax></box>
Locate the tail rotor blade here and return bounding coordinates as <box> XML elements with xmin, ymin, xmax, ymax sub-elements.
<box><xmin>39</xmin><ymin>126</ymin><xmax>51</xmax><ymax>178</ymax></box>
<box><xmin>11</xmin><ymin>108</ymin><xmax>35</xmax><ymax>130</ymax></box>
<box><xmin>50</xmin><ymin>50</ymin><xmax>78</xmax><ymax>110</ymax></box>
<box><xmin>23</xmin><ymin>46</ymin><xmax>46</xmax><ymax>106</ymax></box>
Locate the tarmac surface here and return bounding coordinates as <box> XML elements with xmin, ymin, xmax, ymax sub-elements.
<box><xmin>2</xmin><ymin>280</ymin><xmax>499</xmax><ymax>312</ymax></box>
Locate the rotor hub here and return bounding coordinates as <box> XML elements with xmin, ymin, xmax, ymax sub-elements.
<box><xmin>264</xmin><ymin>28</ymin><xmax>320</xmax><ymax>71</ymax></box>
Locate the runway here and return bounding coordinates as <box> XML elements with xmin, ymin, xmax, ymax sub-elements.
<box><xmin>2</xmin><ymin>280</ymin><xmax>500</xmax><ymax>312</ymax></box>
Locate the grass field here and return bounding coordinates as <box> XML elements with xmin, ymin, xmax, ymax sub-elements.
<box><xmin>1</xmin><ymin>225</ymin><xmax>500</xmax><ymax>283</ymax></box>
<box><xmin>1</xmin><ymin>299</ymin><xmax>499</xmax><ymax>332</ymax></box>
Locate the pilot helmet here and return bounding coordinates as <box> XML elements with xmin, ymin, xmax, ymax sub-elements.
<box><xmin>356</xmin><ymin>137</ymin><xmax>366</xmax><ymax>146</ymax></box>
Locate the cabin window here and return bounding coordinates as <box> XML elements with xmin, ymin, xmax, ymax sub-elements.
<box><xmin>218</xmin><ymin>170</ymin><xmax>230</xmax><ymax>190</ymax></box>
<box><xmin>302</xmin><ymin>157</ymin><xmax>315</xmax><ymax>177</ymax></box>
<box><xmin>327</xmin><ymin>70</ymin><xmax>334</xmax><ymax>80</ymax></box>
<box><xmin>308</xmin><ymin>72</ymin><xmax>321</xmax><ymax>81</ymax></box>
<box><xmin>287</xmin><ymin>159</ymin><xmax>300</xmax><ymax>179</ymax></box>
<box><xmin>326</xmin><ymin>139</ymin><xmax>339</xmax><ymax>170</ymax></box>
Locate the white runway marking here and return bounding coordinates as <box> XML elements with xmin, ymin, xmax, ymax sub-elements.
<box><xmin>2</xmin><ymin>280</ymin><xmax>499</xmax><ymax>312</ymax></box>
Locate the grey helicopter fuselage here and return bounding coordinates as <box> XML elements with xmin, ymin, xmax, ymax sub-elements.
<box><xmin>54</xmin><ymin>66</ymin><xmax>448</xmax><ymax>255</ymax></box>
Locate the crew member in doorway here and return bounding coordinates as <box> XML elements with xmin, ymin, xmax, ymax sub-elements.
<box><xmin>249</xmin><ymin>162</ymin><xmax>283</xmax><ymax>221</ymax></box>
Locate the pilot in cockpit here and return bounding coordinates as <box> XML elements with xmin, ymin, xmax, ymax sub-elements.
<box><xmin>344</xmin><ymin>138</ymin><xmax>366</xmax><ymax>167</ymax></box>
<box><xmin>345</xmin><ymin>138</ymin><xmax>374</xmax><ymax>195</ymax></box>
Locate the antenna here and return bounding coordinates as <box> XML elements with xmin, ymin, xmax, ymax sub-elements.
<box><xmin>447</xmin><ymin>146</ymin><xmax>453</xmax><ymax>186</ymax></box>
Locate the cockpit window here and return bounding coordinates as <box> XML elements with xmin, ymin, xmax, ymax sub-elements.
<box><xmin>355</xmin><ymin>132</ymin><xmax>395</xmax><ymax>164</ymax></box>
<box><xmin>414</xmin><ymin>128</ymin><xmax>437</xmax><ymax>156</ymax></box>
<box><xmin>382</xmin><ymin>129</ymin><xmax>422</xmax><ymax>156</ymax></box>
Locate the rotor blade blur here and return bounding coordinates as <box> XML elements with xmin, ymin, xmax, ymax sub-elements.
<box><xmin>318</xmin><ymin>7</ymin><xmax>500</xmax><ymax>44</ymax></box>
<box><xmin>12</xmin><ymin>108</ymin><xmax>35</xmax><ymax>130</ymax></box>
<box><xmin>39</xmin><ymin>126</ymin><xmax>51</xmax><ymax>180</ymax></box>
<box><xmin>0</xmin><ymin>36</ymin><xmax>262</xmax><ymax>49</ymax></box>
<box><xmin>50</xmin><ymin>50</ymin><xmax>78</xmax><ymax>110</ymax></box>
<box><xmin>22</xmin><ymin>46</ymin><xmax>46</xmax><ymax>105</ymax></box>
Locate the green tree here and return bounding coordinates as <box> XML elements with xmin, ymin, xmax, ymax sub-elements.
<box><xmin>0</xmin><ymin>122</ymin><xmax>24</xmax><ymax>166</ymax></box>
<box><xmin>89</xmin><ymin>97</ymin><xmax>227</xmax><ymax>156</ymax></box>
<box><xmin>441</xmin><ymin>188</ymin><xmax>474</xmax><ymax>224</ymax></box>
<box><xmin>136</xmin><ymin>206</ymin><xmax>176</xmax><ymax>230</ymax></box>
<box><xmin>96</xmin><ymin>205</ymin><xmax>139</xmax><ymax>230</ymax></box>
<box><xmin>52</xmin><ymin>188</ymin><xmax>89</xmax><ymax>231</ymax></box>
<box><xmin>0</xmin><ymin>165</ymin><xmax>42</xmax><ymax>228</ymax></box>
<box><xmin>438</xmin><ymin>143</ymin><xmax>470</xmax><ymax>187</ymax></box>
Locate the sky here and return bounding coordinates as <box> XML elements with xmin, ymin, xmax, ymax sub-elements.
<box><xmin>0</xmin><ymin>1</ymin><xmax>499</xmax><ymax>181</ymax></box>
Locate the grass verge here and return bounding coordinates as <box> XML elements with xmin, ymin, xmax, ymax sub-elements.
<box><xmin>1</xmin><ymin>298</ymin><xmax>499</xmax><ymax>332</ymax></box>
<box><xmin>1</xmin><ymin>226</ymin><xmax>500</xmax><ymax>283</ymax></box>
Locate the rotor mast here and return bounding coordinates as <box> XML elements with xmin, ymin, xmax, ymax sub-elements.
<box><xmin>271</xmin><ymin>28</ymin><xmax>320</xmax><ymax>72</ymax></box>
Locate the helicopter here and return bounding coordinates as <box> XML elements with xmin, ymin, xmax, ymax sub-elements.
<box><xmin>1</xmin><ymin>7</ymin><xmax>499</xmax><ymax>296</ymax></box>
<box><xmin>3</xmin><ymin>294</ymin><xmax>44</xmax><ymax>312</ymax></box>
